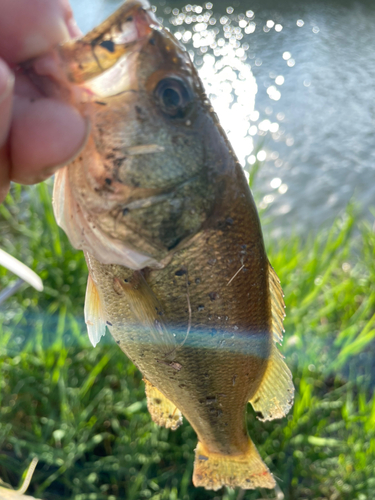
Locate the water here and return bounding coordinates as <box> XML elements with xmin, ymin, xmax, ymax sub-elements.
<box><xmin>70</xmin><ymin>0</ymin><xmax>375</xmax><ymax>236</ymax></box>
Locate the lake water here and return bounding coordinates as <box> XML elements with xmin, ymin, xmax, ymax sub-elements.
<box><xmin>70</xmin><ymin>0</ymin><xmax>375</xmax><ymax>236</ymax></box>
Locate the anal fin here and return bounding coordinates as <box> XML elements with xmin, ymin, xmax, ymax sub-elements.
<box><xmin>250</xmin><ymin>342</ymin><xmax>294</xmax><ymax>421</ymax></box>
<box><xmin>193</xmin><ymin>440</ymin><xmax>275</xmax><ymax>490</ymax></box>
<box><xmin>144</xmin><ymin>380</ymin><xmax>183</xmax><ymax>430</ymax></box>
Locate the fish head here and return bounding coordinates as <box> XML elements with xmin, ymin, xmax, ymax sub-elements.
<box><xmin>53</xmin><ymin>0</ymin><xmax>233</xmax><ymax>270</ymax></box>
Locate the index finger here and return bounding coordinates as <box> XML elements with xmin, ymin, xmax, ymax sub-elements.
<box><xmin>0</xmin><ymin>0</ymin><xmax>72</xmax><ymax>64</ymax></box>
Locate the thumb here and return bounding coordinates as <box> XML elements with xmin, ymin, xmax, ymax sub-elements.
<box><xmin>0</xmin><ymin>58</ymin><xmax>14</xmax><ymax>203</ymax></box>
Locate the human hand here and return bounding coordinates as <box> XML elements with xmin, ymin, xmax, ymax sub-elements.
<box><xmin>0</xmin><ymin>0</ymin><xmax>88</xmax><ymax>203</ymax></box>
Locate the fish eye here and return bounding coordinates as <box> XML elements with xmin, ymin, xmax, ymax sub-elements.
<box><xmin>154</xmin><ymin>77</ymin><xmax>193</xmax><ymax>119</ymax></box>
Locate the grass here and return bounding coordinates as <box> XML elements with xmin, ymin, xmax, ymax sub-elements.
<box><xmin>0</xmin><ymin>181</ymin><xmax>374</xmax><ymax>500</ymax></box>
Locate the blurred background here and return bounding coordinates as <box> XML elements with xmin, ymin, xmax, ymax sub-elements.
<box><xmin>0</xmin><ymin>0</ymin><xmax>374</xmax><ymax>499</ymax></box>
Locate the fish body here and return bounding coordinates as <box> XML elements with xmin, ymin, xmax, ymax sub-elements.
<box><xmin>44</xmin><ymin>0</ymin><xmax>294</xmax><ymax>490</ymax></box>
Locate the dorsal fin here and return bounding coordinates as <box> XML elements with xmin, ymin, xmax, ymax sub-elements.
<box><xmin>84</xmin><ymin>274</ymin><xmax>106</xmax><ymax>347</ymax></box>
<box><xmin>249</xmin><ymin>341</ymin><xmax>294</xmax><ymax>421</ymax></box>
<box><xmin>268</xmin><ymin>262</ymin><xmax>285</xmax><ymax>344</ymax></box>
<box><xmin>248</xmin><ymin>263</ymin><xmax>293</xmax><ymax>420</ymax></box>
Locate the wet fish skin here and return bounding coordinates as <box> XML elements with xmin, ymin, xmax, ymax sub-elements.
<box><xmin>48</xmin><ymin>0</ymin><xmax>294</xmax><ymax>490</ymax></box>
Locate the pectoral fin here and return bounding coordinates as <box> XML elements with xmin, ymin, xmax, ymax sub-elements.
<box><xmin>249</xmin><ymin>342</ymin><xmax>294</xmax><ymax>421</ymax></box>
<box><xmin>144</xmin><ymin>380</ymin><xmax>183</xmax><ymax>430</ymax></box>
<box><xmin>84</xmin><ymin>273</ymin><xmax>106</xmax><ymax>347</ymax></box>
<box><xmin>114</xmin><ymin>271</ymin><xmax>177</xmax><ymax>353</ymax></box>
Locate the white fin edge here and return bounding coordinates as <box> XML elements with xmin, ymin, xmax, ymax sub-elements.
<box><xmin>52</xmin><ymin>167</ymin><xmax>162</xmax><ymax>270</ymax></box>
<box><xmin>84</xmin><ymin>274</ymin><xmax>106</xmax><ymax>347</ymax></box>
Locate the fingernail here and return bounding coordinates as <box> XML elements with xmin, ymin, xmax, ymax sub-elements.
<box><xmin>67</xmin><ymin>17</ymin><xmax>83</xmax><ymax>38</ymax></box>
<box><xmin>0</xmin><ymin>60</ymin><xmax>14</xmax><ymax>105</ymax></box>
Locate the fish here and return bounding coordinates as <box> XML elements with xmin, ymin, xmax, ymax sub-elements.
<box><xmin>29</xmin><ymin>0</ymin><xmax>294</xmax><ymax>490</ymax></box>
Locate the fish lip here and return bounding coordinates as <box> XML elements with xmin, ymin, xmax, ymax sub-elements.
<box><xmin>89</xmin><ymin>0</ymin><xmax>160</xmax><ymax>47</ymax></box>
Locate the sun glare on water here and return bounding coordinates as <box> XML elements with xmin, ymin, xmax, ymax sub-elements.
<box><xmin>160</xmin><ymin>2</ymin><xmax>293</xmax><ymax>214</ymax></box>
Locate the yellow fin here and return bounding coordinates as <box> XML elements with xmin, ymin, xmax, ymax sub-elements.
<box><xmin>144</xmin><ymin>380</ymin><xmax>183</xmax><ymax>430</ymax></box>
<box><xmin>250</xmin><ymin>342</ymin><xmax>294</xmax><ymax>421</ymax></box>
<box><xmin>114</xmin><ymin>271</ymin><xmax>176</xmax><ymax>353</ymax></box>
<box><xmin>193</xmin><ymin>440</ymin><xmax>275</xmax><ymax>490</ymax></box>
<box><xmin>84</xmin><ymin>274</ymin><xmax>106</xmax><ymax>347</ymax></box>
<box><xmin>268</xmin><ymin>263</ymin><xmax>286</xmax><ymax>343</ymax></box>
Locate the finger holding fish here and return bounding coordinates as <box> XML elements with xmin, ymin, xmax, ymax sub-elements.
<box><xmin>0</xmin><ymin>0</ymin><xmax>88</xmax><ymax>202</ymax></box>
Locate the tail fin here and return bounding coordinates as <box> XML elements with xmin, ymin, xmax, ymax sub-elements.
<box><xmin>193</xmin><ymin>440</ymin><xmax>276</xmax><ymax>490</ymax></box>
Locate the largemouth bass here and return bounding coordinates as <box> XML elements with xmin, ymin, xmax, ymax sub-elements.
<box><xmin>32</xmin><ymin>0</ymin><xmax>294</xmax><ymax>490</ymax></box>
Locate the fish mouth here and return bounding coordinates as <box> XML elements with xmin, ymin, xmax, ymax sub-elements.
<box><xmin>58</xmin><ymin>0</ymin><xmax>160</xmax><ymax>85</ymax></box>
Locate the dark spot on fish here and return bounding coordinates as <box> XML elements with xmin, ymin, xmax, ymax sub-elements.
<box><xmin>116</xmin><ymin>340</ymin><xmax>120</xmax><ymax>345</ymax></box>
<box><xmin>209</xmin><ymin>292</ymin><xmax>219</xmax><ymax>301</ymax></box>
<box><xmin>126</xmin><ymin>16</ymin><xmax>133</xmax><ymax>22</ymax></box>
<box><xmin>197</xmin><ymin>305</ymin><xmax>205</xmax><ymax>311</ymax></box>
<box><xmin>154</xmin><ymin>398</ymin><xmax>161</xmax><ymax>405</ymax></box>
<box><xmin>206</xmin><ymin>396</ymin><xmax>216</xmax><ymax>405</ymax></box>
<box><xmin>175</xmin><ymin>268</ymin><xmax>187</xmax><ymax>276</ymax></box>
<box><xmin>95</xmin><ymin>101</ymin><xmax>107</xmax><ymax>106</ymax></box>
<box><xmin>114</xmin><ymin>157</ymin><xmax>127</xmax><ymax>167</ymax></box>
<box><xmin>208</xmin><ymin>258</ymin><xmax>217</xmax><ymax>266</ymax></box>
<box><xmin>254</xmin><ymin>396</ymin><xmax>260</xmax><ymax>404</ymax></box>
<box><xmin>123</xmin><ymin>208</ymin><xmax>129</xmax><ymax>216</ymax></box>
<box><xmin>203</xmin><ymin>373</ymin><xmax>209</xmax><ymax>378</ymax></box>
<box><xmin>124</xmin><ymin>278</ymin><xmax>129</xmax><ymax>283</ymax></box>
<box><xmin>79</xmin><ymin>63</ymin><xmax>83</xmax><ymax>70</ymax></box>
<box><xmin>156</xmin><ymin>359</ymin><xmax>182</xmax><ymax>371</ymax></box>
<box><xmin>195</xmin><ymin>278</ymin><xmax>201</xmax><ymax>284</ymax></box>
<box><xmin>179</xmin><ymin>384</ymin><xmax>186</xmax><ymax>388</ymax></box>
<box><xmin>149</xmin><ymin>37</ymin><xmax>156</xmax><ymax>45</ymax></box>
<box><xmin>232</xmin><ymin>375</ymin><xmax>237</xmax><ymax>386</ymax></box>
<box><xmin>100</xmin><ymin>40</ymin><xmax>115</xmax><ymax>52</ymax></box>
<box><xmin>106</xmin><ymin>321</ymin><xmax>112</xmax><ymax>326</ymax></box>
<box><xmin>167</xmin><ymin>237</ymin><xmax>182</xmax><ymax>251</ymax></box>
<box><xmin>226</xmin><ymin>217</ymin><xmax>234</xmax><ymax>225</ymax></box>
<box><xmin>105</xmin><ymin>178</ymin><xmax>112</xmax><ymax>185</ymax></box>
<box><xmin>198</xmin><ymin>455</ymin><xmax>209</xmax><ymax>461</ymax></box>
